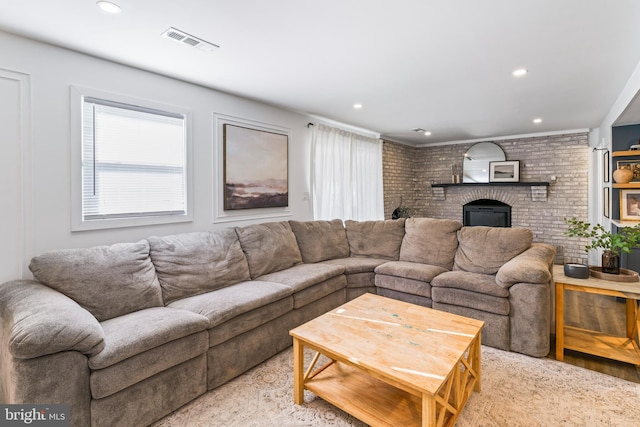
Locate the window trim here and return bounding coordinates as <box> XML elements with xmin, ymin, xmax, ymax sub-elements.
<box><xmin>70</xmin><ymin>85</ymin><xmax>193</xmax><ymax>231</ymax></box>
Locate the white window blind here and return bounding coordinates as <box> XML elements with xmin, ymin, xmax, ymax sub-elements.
<box><xmin>82</xmin><ymin>97</ymin><xmax>187</xmax><ymax>220</ymax></box>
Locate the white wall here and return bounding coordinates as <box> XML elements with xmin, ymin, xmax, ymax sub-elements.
<box><xmin>594</xmin><ymin>59</ymin><xmax>640</xmax><ymax>265</ymax></box>
<box><xmin>0</xmin><ymin>31</ymin><xmax>313</xmax><ymax>280</ymax></box>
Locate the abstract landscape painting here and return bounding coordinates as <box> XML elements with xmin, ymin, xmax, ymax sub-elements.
<box><xmin>223</xmin><ymin>124</ymin><xmax>288</xmax><ymax>210</ymax></box>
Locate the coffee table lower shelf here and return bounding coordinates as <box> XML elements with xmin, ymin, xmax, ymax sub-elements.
<box><xmin>305</xmin><ymin>361</ymin><xmax>425</xmax><ymax>427</ymax></box>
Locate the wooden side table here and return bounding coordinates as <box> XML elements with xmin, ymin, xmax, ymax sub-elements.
<box><xmin>554</xmin><ymin>264</ymin><xmax>640</xmax><ymax>365</ymax></box>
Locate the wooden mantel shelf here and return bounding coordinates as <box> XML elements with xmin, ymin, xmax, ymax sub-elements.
<box><xmin>430</xmin><ymin>181</ymin><xmax>549</xmax><ymax>202</ymax></box>
<box><xmin>431</xmin><ymin>182</ymin><xmax>550</xmax><ymax>187</ymax></box>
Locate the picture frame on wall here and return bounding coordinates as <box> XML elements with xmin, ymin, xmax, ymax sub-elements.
<box><xmin>603</xmin><ymin>187</ymin><xmax>610</xmax><ymax>218</ymax></box>
<box><xmin>223</xmin><ymin>123</ymin><xmax>288</xmax><ymax>210</ymax></box>
<box><xmin>489</xmin><ymin>160</ymin><xmax>520</xmax><ymax>182</ymax></box>
<box><xmin>603</xmin><ymin>150</ymin><xmax>609</xmax><ymax>183</ymax></box>
<box><xmin>620</xmin><ymin>189</ymin><xmax>640</xmax><ymax>220</ymax></box>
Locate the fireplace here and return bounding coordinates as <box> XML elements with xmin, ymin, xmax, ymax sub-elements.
<box><xmin>463</xmin><ymin>199</ymin><xmax>511</xmax><ymax>227</ymax></box>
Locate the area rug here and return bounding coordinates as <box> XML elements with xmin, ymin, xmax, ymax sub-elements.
<box><xmin>152</xmin><ymin>346</ymin><xmax>640</xmax><ymax>426</ymax></box>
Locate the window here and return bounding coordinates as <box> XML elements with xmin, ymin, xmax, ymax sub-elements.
<box><xmin>71</xmin><ymin>87</ymin><xmax>191</xmax><ymax>230</ymax></box>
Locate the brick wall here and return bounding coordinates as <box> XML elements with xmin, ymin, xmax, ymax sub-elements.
<box><xmin>382</xmin><ymin>140</ymin><xmax>419</xmax><ymax>218</ymax></box>
<box><xmin>383</xmin><ymin>133</ymin><xmax>590</xmax><ymax>263</ymax></box>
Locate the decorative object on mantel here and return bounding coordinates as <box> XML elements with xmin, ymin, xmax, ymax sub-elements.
<box><xmin>462</xmin><ymin>141</ymin><xmax>506</xmax><ymax>183</ymax></box>
<box><xmin>564</xmin><ymin>217</ymin><xmax>640</xmax><ymax>276</ymax></box>
<box><xmin>489</xmin><ymin>160</ymin><xmax>520</xmax><ymax>183</ymax></box>
<box><xmin>451</xmin><ymin>162</ymin><xmax>462</xmax><ymax>183</ymax></box>
<box><xmin>612</xmin><ymin>165</ymin><xmax>633</xmax><ymax>184</ymax></box>
<box><xmin>588</xmin><ymin>266</ymin><xmax>639</xmax><ymax>282</ymax></box>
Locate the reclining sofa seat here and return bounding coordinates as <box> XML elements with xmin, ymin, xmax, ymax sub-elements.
<box><xmin>301</xmin><ymin>218</ymin><xmax>407</xmax><ymax>299</ymax></box>
<box><xmin>22</xmin><ymin>240</ymin><xmax>211</xmax><ymax>427</ymax></box>
<box><xmin>373</xmin><ymin>217</ymin><xmax>555</xmax><ymax>356</ymax></box>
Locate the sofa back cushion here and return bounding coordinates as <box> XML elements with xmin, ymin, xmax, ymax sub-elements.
<box><xmin>289</xmin><ymin>219</ymin><xmax>350</xmax><ymax>263</ymax></box>
<box><xmin>400</xmin><ymin>217</ymin><xmax>462</xmax><ymax>269</ymax></box>
<box><xmin>344</xmin><ymin>219</ymin><xmax>405</xmax><ymax>260</ymax></box>
<box><xmin>29</xmin><ymin>241</ymin><xmax>163</xmax><ymax>321</ymax></box>
<box><xmin>236</xmin><ymin>221</ymin><xmax>303</xmax><ymax>278</ymax></box>
<box><xmin>454</xmin><ymin>226</ymin><xmax>533</xmax><ymax>274</ymax></box>
<box><xmin>148</xmin><ymin>229</ymin><xmax>251</xmax><ymax>304</ymax></box>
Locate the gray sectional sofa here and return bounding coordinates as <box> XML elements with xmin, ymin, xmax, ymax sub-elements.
<box><xmin>0</xmin><ymin>217</ymin><xmax>556</xmax><ymax>427</ymax></box>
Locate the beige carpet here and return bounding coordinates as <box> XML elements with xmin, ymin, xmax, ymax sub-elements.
<box><xmin>153</xmin><ymin>346</ymin><xmax>640</xmax><ymax>426</ymax></box>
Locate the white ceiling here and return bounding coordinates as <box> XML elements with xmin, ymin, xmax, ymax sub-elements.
<box><xmin>2</xmin><ymin>0</ymin><xmax>640</xmax><ymax>145</ymax></box>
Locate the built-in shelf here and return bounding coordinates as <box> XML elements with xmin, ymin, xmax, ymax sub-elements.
<box><xmin>612</xmin><ymin>150</ymin><xmax>640</xmax><ymax>157</ymax></box>
<box><xmin>611</xmin><ymin>219</ymin><xmax>640</xmax><ymax>228</ymax></box>
<box><xmin>612</xmin><ymin>183</ymin><xmax>640</xmax><ymax>189</ymax></box>
<box><xmin>431</xmin><ymin>182</ymin><xmax>549</xmax><ymax>188</ymax></box>
<box><xmin>611</xmin><ymin>150</ymin><xmax>640</xmax><ymax>188</ymax></box>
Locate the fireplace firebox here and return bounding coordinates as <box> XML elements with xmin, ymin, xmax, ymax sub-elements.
<box><xmin>463</xmin><ymin>199</ymin><xmax>511</xmax><ymax>227</ymax></box>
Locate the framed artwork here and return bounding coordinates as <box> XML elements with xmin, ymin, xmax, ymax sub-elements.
<box><xmin>620</xmin><ymin>189</ymin><xmax>640</xmax><ymax>220</ymax></box>
<box><xmin>603</xmin><ymin>151</ymin><xmax>609</xmax><ymax>183</ymax></box>
<box><xmin>489</xmin><ymin>160</ymin><xmax>520</xmax><ymax>182</ymax></box>
<box><xmin>223</xmin><ymin>123</ymin><xmax>288</xmax><ymax>210</ymax></box>
<box><xmin>603</xmin><ymin>187</ymin><xmax>610</xmax><ymax>218</ymax></box>
<box><xmin>616</xmin><ymin>159</ymin><xmax>640</xmax><ymax>182</ymax></box>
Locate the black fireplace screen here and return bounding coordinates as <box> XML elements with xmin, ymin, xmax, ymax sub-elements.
<box><xmin>463</xmin><ymin>199</ymin><xmax>511</xmax><ymax>227</ymax></box>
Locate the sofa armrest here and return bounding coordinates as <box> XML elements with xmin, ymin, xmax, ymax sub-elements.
<box><xmin>495</xmin><ymin>243</ymin><xmax>556</xmax><ymax>289</ymax></box>
<box><xmin>0</xmin><ymin>280</ymin><xmax>105</xmax><ymax>359</ymax></box>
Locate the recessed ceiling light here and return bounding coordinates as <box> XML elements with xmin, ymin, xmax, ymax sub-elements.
<box><xmin>512</xmin><ymin>68</ymin><xmax>528</xmax><ymax>77</ymax></box>
<box><xmin>533</xmin><ymin>118</ymin><xmax>542</xmax><ymax>124</ymax></box>
<box><xmin>424</xmin><ymin>131</ymin><xmax>432</xmax><ymax>136</ymax></box>
<box><xmin>96</xmin><ymin>1</ymin><xmax>122</xmax><ymax>14</ymax></box>
<box><xmin>353</xmin><ymin>103</ymin><xmax>363</xmax><ymax>109</ymax></box>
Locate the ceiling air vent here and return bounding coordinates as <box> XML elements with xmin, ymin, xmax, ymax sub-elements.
<box><xmin>161</xmin><ymin>27</ymin><xmax>219</xmax><ymax>52</ymax></box>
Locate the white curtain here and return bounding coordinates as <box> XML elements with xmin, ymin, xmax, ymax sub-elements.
<box><xmin>310</xmin><ymin>123</ymin><xmax>384</xmax><ymax>221</ymax></box>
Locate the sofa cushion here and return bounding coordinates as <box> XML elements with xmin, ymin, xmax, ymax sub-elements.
<box><xmin>259</xmin><ymin>264</ymin><xmax>347</xmax><ymax>308</ymax></box>
<box><xmin>431</xmin><ymin>287</ymin><xmax>510</xmax><ymax>316</ymax></box>
<box><xmin>208</xmin><ymin>298</ymin><xmax>293</xmax><ymax>347</ymax></box>
<box><xmin>431</xmin><ymin>271</ymin><xmax>510</xmax><ymax>298</ymax></box>
<box><xmin>148</xmin><ymin>229</ymin><xmax>251</xmax><ymax>304</ymax></box>
<box><xmin>167</xmin><ymin>281</ymin><xmax>293</xmax><ymax>329</ymax></box>
<box><xmin>257</xmin><ymin>263</ymin><xmax>345</xmax><ymax>293</ymax></box>
<box><xmin>400</xmin><ymin>218</ymin><xmax>462</xmax><ymax>269</ymax></box>
<box><xmin>453</xmin><ymin>226</ymin><xmax>533</xmax><ymax>274</ymax></box>
<box><xmin>344</xmin><ymin>219</ymin><xmax>406</xmax><ymax>260</ymax></box>
<box><xmin>29</xmin><ymin>241</ymin><xmax>163</xmax><ymax>321</ymax></box>
<box><xmin>289</xmin><ymin>219</ymin><xmax>350</xmax><ymax>263</ymax></box>
<box><xmin>375</xmin><ymin>261</ymin><xmax>448</xmax><ymax>283</ymax></box>
<box><xmin>90</xmin><ymin>331</ymin><xmax>208</xmax><ymax>399</ymax></box>
<box><xmin>375</xmin><ymin>275</ymin><xmax>432</xmax><ymax>299</ymax></box>
<box><xmin>236</xmin><ymin>221</ymin><xmax>303</xmax><ymax>278</ymax></box>
<box><xmin>321</xmin><ymin>257</ymin><xmax>389</xmax><ymax>274</ymax></box>
<box><xmin>89</xmin><ymin>307</ymin><xmax>209</xmax><ymax>370</ymax></box>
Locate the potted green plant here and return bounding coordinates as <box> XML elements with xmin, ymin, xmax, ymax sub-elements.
<box><xmin>564</xmin><ymin>217</ymin><xmax>640</xmax><ymax>274</ymax></box>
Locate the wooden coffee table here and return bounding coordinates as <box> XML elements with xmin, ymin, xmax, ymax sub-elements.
<box><xmin>289</xmin><ymin>293</ymin><xmax>484</xmax><ymax>427</ymax></box>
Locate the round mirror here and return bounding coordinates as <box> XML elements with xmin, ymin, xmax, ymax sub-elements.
<box><xmin>462</xmin><ymin>142</ymin><xmax>506</xmax><ymax>183</ymax></box>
